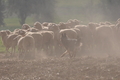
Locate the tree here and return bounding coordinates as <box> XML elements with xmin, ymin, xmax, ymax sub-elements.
<box><xmin>31</xmin><ymin>0</ymin><xmax>56</xmax><ymax>22</ymax></box>
<box><xmin>7</xmin><ymin>0</ymin><xmax>34</xmax><ymax>25</ymax></box>
<box><xmin>7</xmin><ymin>0</ymin><xmax>56</xmax><ymax>25</ymax></box>
<box><xmin>40</xmin><ymin>0</ymin><xmax>56</xmax><ymax>22</ymax></box>
<box><xmin>100</xmin><ymin>0</ymin><xmax>120</xmax><ymax>21</ymax></box>
<box><xmin>0</xmin><ymin>0</ymin><xmax>5</xmax><ymax>27</ymax></box>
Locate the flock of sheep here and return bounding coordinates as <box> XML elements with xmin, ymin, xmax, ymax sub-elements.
<box><xmin>1</xmin><ymin>18</ymin><xmax>120</xmax><ymax>59</ymax></box>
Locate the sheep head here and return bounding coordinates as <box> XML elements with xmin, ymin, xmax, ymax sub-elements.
<box><xmin>22</xmin><ymin>24</ymin><xmax>31</xmax><ymax>30</ymax></box>
<box><xmin>34</xmin><ymin>21</ymin><xmax>43</xmax><ymax>30</ymax></box>
<box><xmin>18</xmin><ymin>29</ymin><xmax>26</xmax><ymax>36</ymax></box>
<box><xmin>0</xmin><ymin>30</ymin><xmax>7</xmax><ymax>37</ymax></box>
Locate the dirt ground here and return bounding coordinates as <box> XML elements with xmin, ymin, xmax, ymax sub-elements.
<box><xmin>0</xmin><ymin>53</ymin><xmax>120</xmax><ymax>80</ymax></box>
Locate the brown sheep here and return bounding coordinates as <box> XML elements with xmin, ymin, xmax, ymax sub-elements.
<box><xmin>27</xmin><ymin>27</ymin><xmax>39</xmax><ymax>32</ymax></box>
<box><xmin>42</xmin><ymin>22</ymin><xmax>49</xmax><ymax>27</ymax></box>
<box><xmin>22</xmin><ymin>24</ymin><xmax>31</xmax><ymax>30</ymax></box>
<box><xmin>75</xmin><ymin>25</ymin><xmax>93</xmax><ymax>54</ymax></box>
<box><xmin>95</xmin><ymin>25</ymin><xmax>114</xmax><ymax>54</ymax></box>
<box><xmin>105</xmin><ymin>21</ymin><xmax>112</xmax><ymax>25</ymax></box>
<box><xmin>17</xmin><ymin>29</ymin><xmax>27</xmax><ymax>36</ymax></box>
<box><xmin>17</xmin><ymin>35</ymin><xmax>35</xmax><ymax>59</ymax></box>
<box><xmin>0</xmin><ymin>30</ymin><xmax>9</xmax><ymax>55</ymax></box>
<box><xmin>59</xmin><ymin>29</ymin><xmax>77</xmax><ymax>39</ymax></box>
<box><xmin>72</xmin><ymin>28</ymin><xmax>81</xmax><ymax>38</ymax></box>
<box><xmin>42</xmin><ymin>27</ymin><xmax>48</xmax><ymax>31</ymax></box>
<box><xmin>114</xmin><ymin>22</ymin><xmax>120</xmax><ymax>52</ymax></box>
<box><xmin>27</xmin><ymin>32</ymin><xmax>43</xmax><ymax>54</ymax></box>
<box><xmin>48</xmin><ymin>23</ymin><xmax>61</xmax><ymax>54</ymax></box>
<box><xmin>5</xmin><ymin>30</ymin><xmax>12</xmax><ymax>35</ymax></box>
<box><xmin>40</xmin><ymin>31</ymin><xmax>54</xmax><ymax>55</ymax></box>
<box><xmin>13</xmin><ymin>29</ymin><xmax>21</xmax><ymax>34</ymax></box>
<box><xmin>58</xmin><ymin>22</ymin><xmax>68</xmax><ymax>30</ymax></box>
<box><xmin>117</xmin><ymin>18</ymin><xmax>120</xmax><ymax>23</ymax></box>
<box><xmin>0</xmin><ymin>30</ymin><xmax>18</xmax><ymax>56</ymax></box>
<box><xmin>34</xmin><ymin>21</ymin><xmax>43</xmax><ymax>31</ymax></box>
<box><xmin>7</xmin><ymin>34</ymin><xmax>18</xmax><ymax>56</ymax></box>
<box><xmin>66</xmin><ymin>19</ymin><xmax>80</xmax><ymax>28</ymax></box>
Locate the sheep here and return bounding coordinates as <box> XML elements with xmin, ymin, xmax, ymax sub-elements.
<box><xmin>42</xmin><ymin>22</ymin><xmax>49</xmax><ymax>27</ymax></box>
<box><xmin>0</xmin><ymin>30</ymin><xmax>9</xmax><ymax>55</ymax></box>
<box><xmin>34</xmin><ymin>21</ymin><xmax>43</xmax><ymax>31</ymax></box>
<box><xmin>22</xmin><ymin>24</ymin><xmax>31</xmax><ymax>30</ymax></box>
<box><xmin>0</xmin><ymin>30</ymin><xmax>18</xmax><ymax>56</ymax></box>
<box><xmin>73</xmin><ymin>19</ymin><xmax>80</xmax><ymax>25</ymax></box>
<box><xmin>66</xmin><ymin>19</ymin><xmax>80</xmax><ymax>28</ymax></box>
<box><xmin>27</xmin><ymin>27</ymin><xmax>39</xmax><ymax>32</ymax></box>
<box><xmin>60</xmin><ymin>33</ymin><xmax>81</xmax><ymax>58</ymax></box>
<box><xmin>48</xmin><ymin>23</ymin><xmax>61</xmax><ymax>54</ymax></box>
<box><xmin>95</xmin><ymin>25</ymin><xmax>114</xmax><ymax>54</ymax></box>
<box><xmin>27</xmin><ymin>32</ymin><xmax>43</xmax><ymax>54</ymax></box>
<box><xmin>48</xmin><ymin>23</ymin><xmax>60</xmax><ymax>40</ymax></box>
<box><xmin>6</xmin><ymin>34</ymin><xmax>19</xmax><ymax>56</ymax></box>
<box><xmin>105</xmin><ymin>21</ymin><xmax>112</xmax><ymax>25</ymax></box>
<box><xmin>13</xmin><ymin>28</ymin><xmax>21</xmax><ymax>34</ymax></box>
<box><xmin>75</xmin><ymin>25</ymin><xmax>93</xmax><ymax>54</ymax></box>
<box><xmin>42</xmin><ymin>26</ymin><xmax>48</xmax><ymax>31</ymax></box>
<box><xmin>59</xmin><ymin>28</ymin><xmax>80</xmax><ymax>55</ymax></box>
<box><xmin>59</xmin><ymin>29</ymin><xmax>78</xmax><ymax>39</ymax></box>
<box><xmin>17</xmin><ymin>35</ymin><xmax>35</xmax><ymax>59</ymax></box>
<box><xmin>40</xmin><ymin>31</ymin><xmax>54</xmax><ymax>55</ymax></box>
<box><xmin>72</xmin><ymin>28</ymin><xmax>81</xmax><ymax>38</ymax></box>
<box><xmin>58</xmin><ymin>22</ymin><xmax>68</xmax><ymax>30</ymax></box>
<box><xmin>5</xmin><ymin>30</ymin><xmax>12</xmax><ymax>35</ymax></box>
<box><xmin>114</xmin><ymin>22</ymin><xmax>120</xmax><ymax>49</ymax></box>
<box><xmin>87</xmin><ymin>22</ymin><xmax>100</xmax><ymax>53</ymax></box>
<box><xmin>117</xmin><ymin>18</ymin><xmax>120</xmax><ymax>23</ymax></box>
<box><xmin>99</xmin><ymin>22</ymin><xmax>106</xmax><ymax>25</ymax></box>
<box><xmin>17</xmin><ymin>29</ymin><xmax>27</xmax><ymax>36</ymax></box>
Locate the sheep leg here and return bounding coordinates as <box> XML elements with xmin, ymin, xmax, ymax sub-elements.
<box><xmin>69</xmin><ymin>51</ymin><xmax>73</xmax><ymax>58</ymax></box>
<box><xmin>5</xmin><ymin>47</ymin><xmax>10</xmax><ymax>56</ymax></box>
<box><xmin>18</xmin><ymin>49</ymin><xmax>24</xmax><ymax>59</ymax></box>
<box><xmin>12</xmin><ymin>47</ymin><xmax>16</xmax><ymax>56</ymax></box>
<box><xmin>18</xmin><ymin>49</ymin><xmax>22</xmax><ymax>59</ymax></box>
<box><xmin>31</xmin><ymin>48</ymin><xmax>35</xmax><ymax>59</ymax></box>
<box><xmin>61</xmin><ymin>50</ymin><xmax>68</xmax><ymax>57</ymax></box>
<box><xmin>10</xmin><ymin>48</ymin><xmax>13</xmax><ymax>56</ymax></box>
<box><xmin>48</xmin><ymin>44</ymin><xmax>54</xmax><ymax>55</ymax></box>
<box><xmin>13</xmin><ymin>47</ymin><xmax>16</xmax><ymax>56</ymax></box>
<box><xmin>43</xmin><ymin>45</ymin><xmax>47</xmax><ymax>54</ymax></box>
<box><xmin>10</xmin><ymin>47</ymin><xmax>16</xmax><ymax>57</ymax></box>
<box><xmin>73</xmin><ymin>48</ymin><xmax>78</xmax><ymax>58</ymax></box>
<box><xmin>10</xmin><ymin>47</ymin><xmax>14</xmax><ymax>56</ymax></box>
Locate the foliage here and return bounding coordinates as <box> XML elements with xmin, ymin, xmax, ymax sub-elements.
<box><xmin>0</xmin><ymin>0</ymin><xmax>5</xmax><ymax>27</ymax></box>
<box><xmin>6</xmin><ymin>0</ymin><xmax>56</xmax><ymax>25</ymax></box>
<box><xmin>7</xmin><ymin>0</ymin><xmax>34</xmax><ymax>25</ymax></box>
